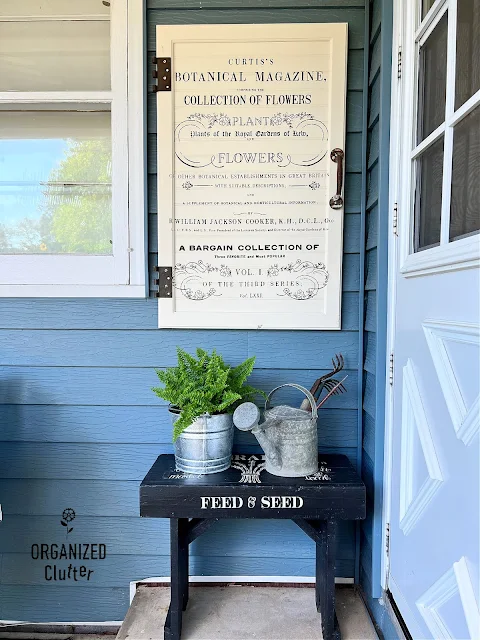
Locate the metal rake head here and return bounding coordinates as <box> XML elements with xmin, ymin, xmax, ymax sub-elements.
<box><xmin>309</xmin><ymin>353</ymin><xmax>345</xmax><ymax>400</ymax></box>
<box><xmin>322</xmin><ymin>377</ymin><xmax>347</xmax><ymax>395</ymax></box>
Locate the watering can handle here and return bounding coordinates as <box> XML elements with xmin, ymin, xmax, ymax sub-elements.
<box><xmin>265</xmin><ymin>383</ymin><xmax>318</xmax><ymax>420</ymax></box>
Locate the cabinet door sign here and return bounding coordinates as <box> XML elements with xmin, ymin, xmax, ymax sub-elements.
<box><xmin>156</xmin><ymin>24</ymin><xmax>348</xmax><ymax>329</ymax></box>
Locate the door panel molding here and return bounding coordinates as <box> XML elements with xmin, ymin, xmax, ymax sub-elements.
<box><xmin>416</xmin><ymin>557</ymin><xmax>480</xmax><ymax>640</ymax></box>
<box><xmin>399</xmin><ymin>359</ymin><xmax>444</xmax><ymax>535</ymax></box>
<box><xmin>423</xmin><ymin>320</ymin><xmax>480</xmax><ymax>446</ymax></box>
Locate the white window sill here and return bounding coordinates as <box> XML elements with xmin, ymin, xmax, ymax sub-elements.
<box><xmin>0</xmin><ymin>284</ymin><xmax>148</xmax><ymax>298</ymax></box>
<box><xmin>400</xmin><ymin>235</ymin><xmax>480</xmax><ymax>278</ymax></box>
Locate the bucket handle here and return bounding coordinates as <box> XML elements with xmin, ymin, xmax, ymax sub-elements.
<box><xmin>265</xmin><ymin>383</ymin><xmax>318</xmax><ymax>420</ymax></box>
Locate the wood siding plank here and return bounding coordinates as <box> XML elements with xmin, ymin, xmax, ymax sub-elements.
<box><xmin>0</xmin><ymin>367</ymin><xmax>359</xmax><ymax>407</ymax></box>
<box><xmin>366</xmin><ymin>206</ymin><xmax>378</xmax><ymax>250</ymax></box>
<box><xmin>0</xmin><ymin>405</ymin><xmax>358</xmax><ymax>447</ymax></box>
<box><xmin>1</xmin><ymin>554</ymin><xmax>355</xmax><ymax>586</ymax></box>
<box><xmin>0</xmin><ymin>516</ymin><xmax>354</xmax><ymax>558</ymax></box>
<box><xmin>0</xmin><ymin>330</ymin><xmax>359</xmax><ymax>368</ymax></box>
<box><xmin>0</xmin><ymin>443</ymin><xmax>358</xmax><ymax>480</ymax></box>
<box><xmin>365</xmin><ymin>248</ymin><xmax>377</xmax><ymax>291</ymax></box>
<box><xmin>0</xmin><ymin>479</ymin><xmax>143</xmax><ymax>516</ymax></box>
<box><xmin>0</xmin><ymin>0</ymin><xmax>369</xmax><ymax>622</ymax></box>
<box><xmin>148</xmin><ymin>0</ymin><xmax>365</xmax><ymax>8</ymax></box>
<box><xmin>148</xmin><ymin>9</ymin><xmax>365</xmax><ymax>50</ymax></box>
<box><xmin>0</xmin><ymin>586</ymin><xmax>129</xmax><ymax>623</ymax></box>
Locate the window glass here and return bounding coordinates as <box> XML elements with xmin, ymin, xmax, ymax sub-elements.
<box><xmin>0</xmin><ymin>21</ymin><xmax>110</xmax><ymax>91</ymax></box>
<box><xmin>0</xmin><ymin>111</ymin><xmax>112</xmax><ymax>255</ymax></box>
<box><xmin>422</xmin><ymin>0</ymin><xmax>436</xmax><ymax>20</ymax></box>
<box><xmin>417</xmin><ymin>12</ymin><xmax>448</xmax><ymax>143</ymax></box>
<box><xmin>455</xmin><ymin>0</ymin><xmax>480</xmax><ymax>110</ymax></box>
<box><xmin>450</xmin><ymin>107</ymin><xmax>480</xmax><ymax>241</ymax></box>
<box><xmin>414</xmin><ymin>137</ymin><xmax>444</xmax><ymax>251</ymax></box>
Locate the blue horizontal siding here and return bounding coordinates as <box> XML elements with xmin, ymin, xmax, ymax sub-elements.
<box><xmin>0</xmin><ymin>443</ymin><xmax>358</xmax><ymax>480</ymax></box>
<box><xmin>147</xmin><ymin>9</ymin><xmax>366</xmax><ymax>49</ymax></box>
<box><xmin>2</xmin><ymin>555</ymin><xmax>355</xmax><ymax>588</ymax></box>
<box><xmin>0</xmin><ymin>517</ymin><xmax>355</xmax><ymax>557</ymax></box>
<box><xmin>0</xmin><ymin>367</ymin><xmax>359</xmax><ymax>406</ymax></box>
<box><xmin>0</xmin><ymin>294</ymin><xmax>360</xmax><ymax>330</ymax></box>
<box><xmin>147</xmin><ymin>0</ymin><xmax>365</xmax><ymax>7</ymax></box>
<box><xmin>0</xmin><ymin>586</ymin><xmax>129</xmax><ymax>623</ymax></box>
<box><xmin>0</xmin><ymin>0</ymin><xmax>368</xmax><ymax>622</ymax></box>
<box><xmin>0</xmin><ymin>480</ymin><xmax>142</xmax><ymax>517</ymax></box>
<box><xmin>0</xmin><ymin>329</ymin><xmax>358</xmax><ymax>367</ymax></box>
<box><xmin>0</xmin><ymin>405</ymin><xmax>358</xmax><ymax>447</ymax></box>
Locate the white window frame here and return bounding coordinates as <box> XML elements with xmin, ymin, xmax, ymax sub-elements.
<box><xmin>398</xmin><ymin>0</ymin><xmax>480</xmax><ymax>278</ymax></box>
<box><xmin>0</xmin><ymin>0</ymin><xmax>146</xmax><ymax>297</ymax></box>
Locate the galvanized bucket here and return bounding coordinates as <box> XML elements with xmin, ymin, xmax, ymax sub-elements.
<box><xmin>261</xmin><ymin>383</ymin><xmax>318</xmax><ymax>477</ymax></box>
<box><xmin>170</xmin><ymin>408</ymin><xmax>233</xmax><ymax>474</ymax></box>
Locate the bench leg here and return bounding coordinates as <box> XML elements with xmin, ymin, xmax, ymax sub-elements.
<box><xmin>165</xmin><ymin>518</ymin><xmax>189</xmax><ymax>640</ymax></box>
<box><xmin>316</xmin><ymin>519</ymin><xmax>341</xmax><ymax>640</ymax></box>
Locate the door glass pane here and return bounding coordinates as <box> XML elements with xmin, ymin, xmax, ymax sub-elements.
<box><xmin>417</xmin><ymin>12</ymin><xmax>448</xmax><ymax>143</ymax></box>
<box><xmin>450</xmin><ymin>107</ymin><xmax>480</xmax><ymax>241</ymax></box>
<box><xmin>414</xmin><ymin>137</ymin><xmax>444</xmax><ymax>251</ymax></box>
<box><xmin>0</xmin><ymin>21</ymin><xmax>110</xmax><ymax>91</ymax></box>
<box><xmin>0</xmin><ymin>112</ymin><xmax>112</xmax><ymax>255</ymax></box>
<box><xmin>422</xmin><ymin>0</ymin><xmax>436</xmax><ymax>20</ymax></box>
<box><xmin>455</xmin><ymin>0</ymin><xmax>480</xmax><ymax>110</ymax></box>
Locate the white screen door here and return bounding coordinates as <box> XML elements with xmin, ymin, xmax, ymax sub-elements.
<box><xmin>386</xmin><ymin>0</ymin><xmax>480</xmax><ymax>638</ymax></box>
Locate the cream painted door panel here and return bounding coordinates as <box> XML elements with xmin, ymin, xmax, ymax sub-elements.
<box><xmin>155</xmin><ymin>23</ymin><xmax>348</xmax><ymax>329</ymax></box>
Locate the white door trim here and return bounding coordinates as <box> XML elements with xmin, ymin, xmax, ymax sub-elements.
<box><xmin>381</xmin><ymin>0</ymin><xmax>405</xmax><ymax>592</ymax></box>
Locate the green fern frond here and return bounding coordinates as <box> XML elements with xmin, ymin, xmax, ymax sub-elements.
<box><xmin>151</xmin><ymin>349</ymin><xmax>263</xmax><ymax>441</ymax></box>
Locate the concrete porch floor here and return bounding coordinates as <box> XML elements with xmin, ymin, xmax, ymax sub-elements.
<box><xmin>0</xmin><ymin>586</ymin><xmax>378</xmax><ymax>640</ymax></box>
<box><xmin>116</xmin><ymin>585</ymin><xmax>379</xmax><ymax>640</ymax></box>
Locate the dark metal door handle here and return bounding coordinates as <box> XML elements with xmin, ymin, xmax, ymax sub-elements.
<box><xmin>329</xmin><ymin>148</ymin><xmax>344</xmax><ymax>210</ymax></box>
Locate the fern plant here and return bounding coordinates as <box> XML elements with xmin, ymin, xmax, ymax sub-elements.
<box><xmin>152</xmin><ymin>347</ymin><xmax>265</xmax><ymax>441</ymax></box>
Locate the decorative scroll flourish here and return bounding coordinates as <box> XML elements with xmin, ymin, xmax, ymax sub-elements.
<box><xmin>174</xmin><ymin>112</ymin><xmax>329</xmax><ymax>169</ymax></box>
<box><xmin>267</xmin><ymin>260</ymin><xmax>329</xmax><ymax>300</ymax></box>
<box><xmin>174</xmin><ymin>261</ymin><xmax>231</xmax><ymax>301</ymax></box>
<box><xmin>231</xmin><ymin>454</ymin><xmax>266</xmax><ymax>484</ymax></box>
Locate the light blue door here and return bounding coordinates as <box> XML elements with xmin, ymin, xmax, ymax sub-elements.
<box><xmin>387</xmin><ymin>0</ymin><xmax>480</xmax><ymax>638</ymax></box>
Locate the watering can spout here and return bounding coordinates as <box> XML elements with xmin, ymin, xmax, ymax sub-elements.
<box><xmin>251</xmin><ymin>426</ymin><xmax>281</xmax><ymax>467</ymax></box>
<box><xmin>232</xmin><ymin>402</ymin><xmax>282</xmax><ymax>467</ymax></box>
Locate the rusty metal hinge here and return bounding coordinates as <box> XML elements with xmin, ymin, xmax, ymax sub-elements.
<box><xmin>389</xmin><ymin>353</ymin><xmax>394</xmax><ymax>386</ymax></box>
<box><xmin>393</xmin><ymin>203</ymin><xmax>398</xmax><ymax>236</ymax></box>
<box><xmin>154</xmin><ymin>266</ymin><xmax>173</xmax><ymax>298</ymax></box>
<box><xmin>152</xmin><ymin>57</ymin><xmax>172</xmax><ymax>92</ymax></box>
<box><xmin>397</xmin><ymin>47</ymin><xmax>402</xmax><ymax>80</ymax></box>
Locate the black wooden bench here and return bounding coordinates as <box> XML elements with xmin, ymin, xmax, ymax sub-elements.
<box><xmin>140</xmin><ymin>453</ymin><xmax>366</xmax><ymax>640</ymax></box>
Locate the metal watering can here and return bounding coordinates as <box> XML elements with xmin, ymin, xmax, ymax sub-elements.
<box><xmin>233</xmin><ymin>383</ymin><xmax>318</xmax><ymax>477</ymax></box>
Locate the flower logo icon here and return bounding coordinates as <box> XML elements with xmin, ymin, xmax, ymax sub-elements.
<box><xmin>61</xmin><ymin>508</ymin><xmax>76</xmax><ymax>534</ymax></box>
